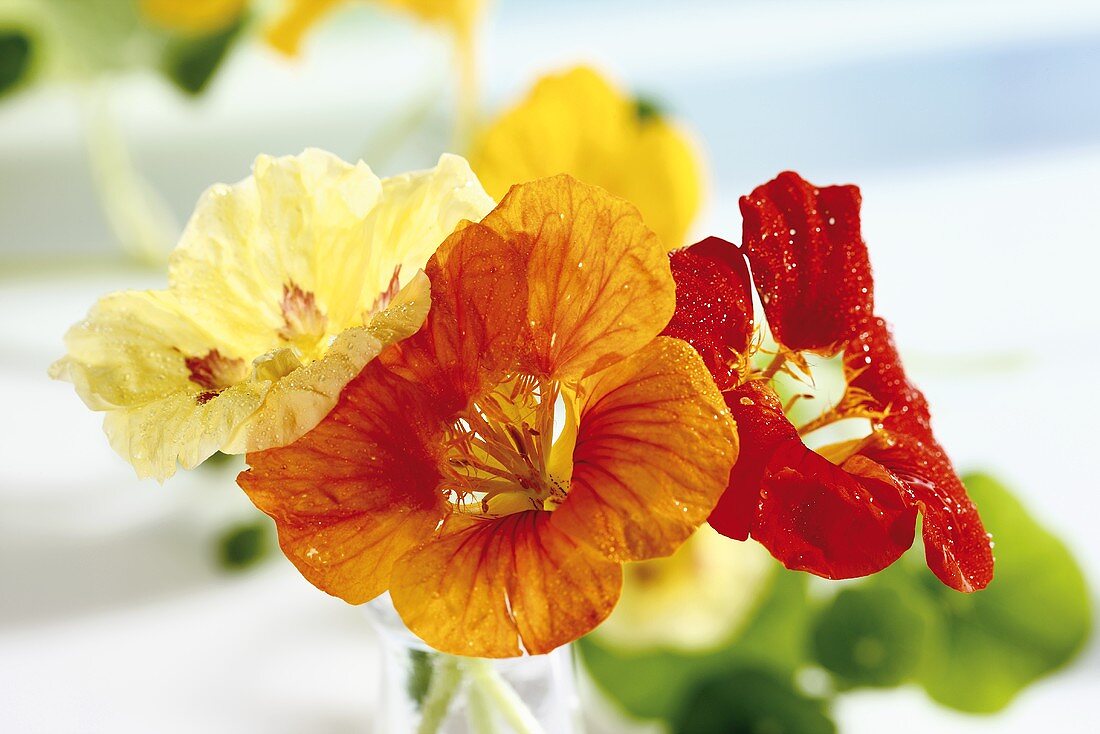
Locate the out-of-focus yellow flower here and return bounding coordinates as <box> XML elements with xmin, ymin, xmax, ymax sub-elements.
<box><xmin>469</xmin><ymin>66</ymin><xmax>704</xmax><ymax>250</ymax></box>
<box><xmin>592</xmin><ymin>524</ymin><xmax>774</xmax><ymax>653</ymax></box>
<box><xmin>266</xmin><ymin>0</ymin><xmax>482</xmax><ymax>56</ymax></box>
<box><xmin>140</xmin><ymin>0</ymin><xmax>248</xmax><ymax>34</ymax></box>
<box><xmin>50</xmin><ymin>149</ymin><xmax>493</xmax><ymax>481</ymax></box>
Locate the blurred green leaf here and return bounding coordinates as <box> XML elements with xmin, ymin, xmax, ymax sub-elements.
<box><xmin>910</xmin><ymin>473</ymin><xmax>1092</xmax><ymax>713</ymax></box>
<box><xmin>217</xmin><ymin>518</ymin><xmax>272</xmax><ymax>571</ymax></box>
<box><xmin>406</xmin><ymin>649</ymin><xmax>434</xmax><ymax>705</ymax></box>
<box><xmin>162</xmin><ymin>15</ymin><xmax>244</xmax><ymax>95</ymax></box>
<box><xmin>0</xmin><ymin>29</ymin><xmax>32</xmax><ymax>97</ymax></box>
<box><xmin>579</xmin><ymin>564</ymin><xmax>812</xmax><ymax>721</ymax></box>
<box><xmin>811</xmin><ymin>584</ymin><xmax>932</xmax><ymax>688</ymax></box>
<box><xmin>672</xmin><ymin>668</ymin><xmax>836</xmax><ymax>734</ymax></box>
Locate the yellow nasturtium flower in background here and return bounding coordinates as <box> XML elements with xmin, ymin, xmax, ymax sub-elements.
<box><xmin>266</xmin><ymin>0</ymin><xmax>483</xmax><ymax>55</ymax></box>
<box><xmin>50</xmin><ymin>149</ymin><xmax>494</xmax><ymax>481</ymax></box>
<box><xmin>469</xmin><ymin>66</ymin><xmax>704</xmax><ymax>249</ymax></box>
<box><xmin>140</xmin><ymin>0</ymin><xmax>248</xmax><ymax>34</ymax></box>
<box><xmin>592</xmin><ymin>525</ymin><xmax>774</xmax><ymax>653</ymax></box>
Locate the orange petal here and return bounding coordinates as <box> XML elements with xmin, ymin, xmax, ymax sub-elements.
<box><xmin>390</xmin><ymin>511</ymin><xmax>623</xmax><ymax>657</ymax></box>
<box><xmin>551</xmin><ymin>337</ymin><xmax>738</xmax><ymax>562</ymax></box>
<box><xmin>238</xmin><ymin>361</ymin><xmax>448</xmax><ymax>604</ymax></box>
<box><xmin>480</xmin><ymin>175</ymin><xmax>675</xmax><ymax>380</ymax></box>
<box><xmin>382</xmin><ymin>220</ymin><xmax>531</xmax><ymax>412</ymax></box>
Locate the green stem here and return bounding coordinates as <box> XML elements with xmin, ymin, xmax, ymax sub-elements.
<box><xmin>416</xmin><ymin>655</ymin><xmax>463</xmax><ymax>734</ymax></box>
<box><xmin>465</xmin><ymin>668</ymin><xmax>498</xmax><ymax>734</ymax></box>
<box><xmin>79</xmin><ymin>83</ymin><xmax>178</xmax><ymax>266</ymax></box>
<box><xmin>464</xmin><ymin>659</ymin><xmax>546</xmax><ymax>734</ymax></box>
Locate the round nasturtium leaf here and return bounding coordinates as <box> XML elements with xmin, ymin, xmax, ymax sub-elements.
<box><xmin>810</xmin><ymin>584</ymin><xmax>932</xmax><ymax>688</ymax></box>
<box><xmin>911</xmin><ymin>473</ymin><xmax>1092</xmax><ymax>713</ymax></box>
<box><xmin>0</xmin><ymin>29</ymin><xmax>33</xmax><ymax>97</ymax></box>
<box><xmin>672</xmin><ymin>669</ymin><xmax>836</xmax><ymax>734</ymax></box>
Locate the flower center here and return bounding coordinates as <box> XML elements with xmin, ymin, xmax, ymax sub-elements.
<box><xmin>278</xmin><ymin>282</ymin><xmax>327</xmax><ymax>355</ymax></box>
<box><xmin>441</xmin><ymin>375</ymin><xmax>577</xmax><ymax>516</ymax></box>
<box><xmin>185</xmin><ymin>349</ymin><xmax>248</xmax><ymax>403</ymax></box>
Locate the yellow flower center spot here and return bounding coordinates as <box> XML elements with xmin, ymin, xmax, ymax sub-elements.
<box><xmin>278</xmin><ymin>283</ymin><xmax>328</xmax><ymax>356</ymax></box>
<box><xmin>441</xmin><ymin>375</ymin><xmax>579</xmax><ymax>516</ymax></box>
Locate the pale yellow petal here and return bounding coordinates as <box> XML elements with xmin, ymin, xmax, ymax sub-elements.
<box><xmin>336</xmin><ymin>153</ymin><xmax>493</xmax><ymax>327</ymax></box>
<box><xmin>53</xmin><ymin>149</ymin><xmax>476</xmax><ymax>478</ymax></box>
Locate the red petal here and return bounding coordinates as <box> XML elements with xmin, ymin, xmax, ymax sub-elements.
<box><xmin>708</xmin><ymin>380</ymin><xmax>793</xmax><ymax>540</ymax></box>
<box><xmin>711</xmin><ymin>380</ymin><xmax>915</xmax><ymax>580</ymax></box>
<box><xmin>740</xmin><ymin>172</ymin><xmax>874</xmax><ymax>354</ymax></box>
<box><xmin>754</xmin><ymin>440</ymin><xmax>916</xmax><ymax>579</ymax></box>
<box><xmin>846</xmin><ymin>317</ymin><xmax>994</xmax><ymax>591</ymax></box>
<box><xmin>663</xmin><ymin>236</ymin><xmax>754</xmax><ymax>390</ymax></box>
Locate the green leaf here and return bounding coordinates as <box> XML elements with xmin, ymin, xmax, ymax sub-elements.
<box><xmin>810</xmin><ymin>584</ymin><xmax>932</xmax><ymax>688</ymax></box>
<box><xmin>672</xmin><ymin>668</ymin><xmax>836</xmax><ymax>734</ymax></box>
<box><xmin>578</xmin><ymin>564</ymin><xmax>813</xmax><ymax>721</ymax></box>
<box><xmin>406</xmin><ymin>649</ymin><xmax>434</xmax><ymax>705</ymax></box>
<box><xmin>217</xmin><ymin>518</ymin><xmax>272</xmax><ymax>571</ymax></box>
<box><xmin>0</xmin><ymin>29</ymin><xmax>33</xmax><ymax>98</ymax></box>
<box><xmin>909</xmin><ymin>472</ymin><xmax>1092</xmax><ymax>713</ymax></box>
<box><xmin>162</xmin><ymin>15</ymin><xmax>244</xmax><ymax>95</ymax></box>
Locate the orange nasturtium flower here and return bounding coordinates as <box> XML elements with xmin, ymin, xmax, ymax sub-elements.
<box><xmin>238</xmin><ymin>176</ymin><xmax>738</xmax><ymax>657</ymax></box>
<box><xmin>50</xmin><ymin>150</ymin><xmax>493</xmax><ymax>480</ymax></box>
<box><xmin>266</xmin><ymin>0</ymin><xmax>482</xmax><ymax>56</ymax></box>
<box><xmin>469</xmin><ymin>66</ymin><xmax>704</xmax><ymax>250</ymax></box>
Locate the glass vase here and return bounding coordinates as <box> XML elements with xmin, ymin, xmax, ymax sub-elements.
<box><xmin>367</xmin><ymin>595</ymin><xmax>583</xmax><ymax>733</ymax></box>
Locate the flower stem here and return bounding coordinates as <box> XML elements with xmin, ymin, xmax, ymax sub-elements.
<box><xmin>79</xmin><ymin>83</ymin><xmax>178</xmax><ymax>266</ymax></box>
<box><xmin>464</xmin><ymin>659</ymin><xmax>546</xmax><ymax>734</ymax></box>
<box><xmin>416</xmin><ymin>655</ymin><xmax>463</xmax><ymax>734</ymax></box>
<box><xmin>465</xmin><ymin>670</ymin><xmax>498</xmax><ymax>733</ymax></box>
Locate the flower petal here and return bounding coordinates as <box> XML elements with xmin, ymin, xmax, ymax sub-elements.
<box><xmin>390</xmin><ymin>511</ymin><xmax>622</xmax><ymax>657</ymax></box>
<box><xmin>382</xmin><ymin>220</ymin><xmax>530</xmax><ymax>411</ymax></box>
<box><xmin>754</xmin><ymin>440</ymin><xmax>916</xmax><ymax>579</ymax></box>
<box><xmin>551</xmin><ymin>337</ymin><xmax>738</xmax><ymax>562</ymax></box>
<box><xmin>238</xmin><ymin>359</ymin><xmax>449</xmax><ymax>604</ymax></box>
<box><xmin>168</xmin><ymin>148</ymin><xmax>383</xmax><ymax>356</ymax></box>
<box><xmin>480</xmin><ymin>174</ymin><xmax>675</xmax><ymax>380</ymax></box>
<box><xmin>710</xmin><ymin>380</ymin><xmax>916</xmax><ymax>579</ymax></box>
<box><xmin>469</xmin><ymin>66</ymin><xmax>703</xmax><ymax>249</ymax></box>
<box><xmin>663</xmin><ymin>236</ymin><xmax>754</xmax><ymax>390</ymax></box>
<box><xmin>740</xmin><ymin>171</ymin><xmax>874</xmax><ymax>354</ymax></box>
<box><xmin>846</xmin><ymin>317</ymin><xmax>994</xmax><ymax>591</ymax></box>
<box><xmin>49</xmin><ymin>290</ymin><xmax>268</xmax><ymax>479</ymax></box>
<box><xmin>708</xmin><ymin>380</ymin><xmax>796</xmax><ymax>541</ymax></box>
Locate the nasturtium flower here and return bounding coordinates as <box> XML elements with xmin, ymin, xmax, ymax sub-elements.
<box><xmin>593</xmin><ymin>524</ymin><xmax>773</xmax><ymax>653</ymax></box>
<box><xmin>140</xmin><ymin>0</ymin><xmax>248</xmax><ymax>34</ymax></box>
<box><xmin>663</xmin><ymin>172</ymin><xmax>993</xmax><ymax>592</ymax></box>
<box><xmin>238</xmin><ymin>175</ymin><xmax>738</xmax><ymax>657</ymax></box>
<box><xmin>468</xmin><ymin>66</ymin><xmax>704</xmax><ymax>250</ymax></box>
<box><xmin>51</xmin><ymin>149</ymin><xmax>493</xmax><ymax>481</ymax></box>
<box><xmin>266</xmin><ymin>0</ymin><xmax>482</xmax><ymax>56</ymax></box>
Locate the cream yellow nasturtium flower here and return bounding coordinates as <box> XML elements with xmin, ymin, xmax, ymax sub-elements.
<box><xmin>50</xmin><ymin>149</ymin><xmax>494</xmax><ymax>481</ymax></box>
<box><xmin>469</xmin><ymin>66</ymin><xmax>704</xmax><ymax>250</ymax></box>
<box><xmin>140</xmin><ymin>0</ymin><xmax>248</xmax><ymax>34</ymax></box>
<box><xmin>593</xmin><ymin>525</ymin><xmax>773</xmax><ymax>653</ymax></box>
<box><xmin>266</xmin><ymin>0</ymin><xmax>482</xmax><ymax>56</ymax></box>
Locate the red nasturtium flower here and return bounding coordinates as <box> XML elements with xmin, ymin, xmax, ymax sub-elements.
<box><xmin>238</xmin><ymin>176</ymin><xmax>738</xmax><ymax>656</ymax></box>
<box><xmin>663</xmin><ymin>172</ymin><xmax>994</xmax><ymax>592</ymax></box>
